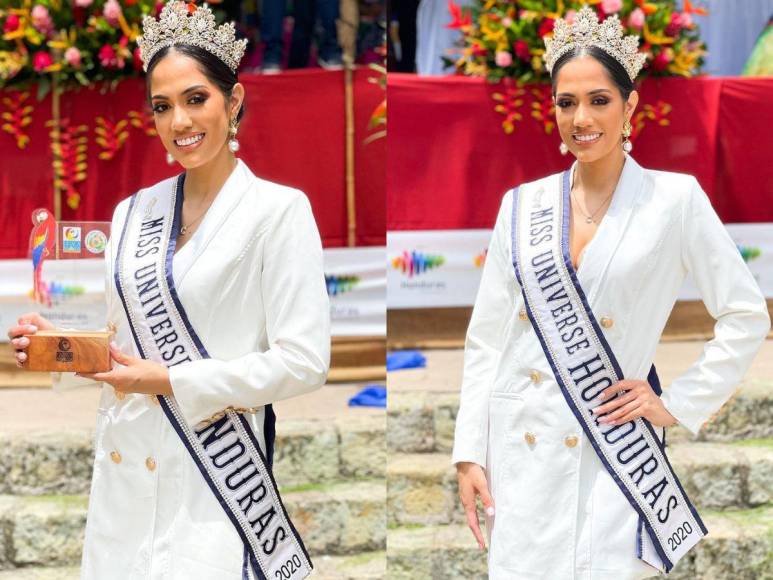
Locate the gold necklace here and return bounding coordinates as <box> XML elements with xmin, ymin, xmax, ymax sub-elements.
<box><xmin>571</xmin><ymin>187</ymin><xmax>614</xmax><ymax>224</ymax></box>
<box><xmin>180</xmin><ymin>200</ymin><xmax>213</xmax><ymax>235</ymax></box>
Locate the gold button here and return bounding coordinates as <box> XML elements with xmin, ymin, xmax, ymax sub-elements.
<box><xmin>115</xmin><ymin>391</ymin><xmax>125</xmax><ymax>400</ymax></box>
<box><xmin>524</xmin><ymin>432</ymin><xmax>536</xmax><ymax>445</ymax></box>
<box><xmin>145</xmin><ymin>457</ymin><xmax>157</xmax><ymax>471</ymax></box>
<box><xmin>530</xmin><ymin>370</ymin><xmax>542</xmax><ymax>384</ymax></box>
<box><xmin>565</xmin><ymin>435</ymin><xmax>579</xmax><ymax>448</ymax></box>
<box><xmin>600</xmin><ymin>317</ymin><xmax>614</xmax><ymax>329</ymax></box>
<box><xmin>519</xmin><ymin>308</ymin><xmax>528</xmax><ymax>321</ymax></box>
<box><xmin>110</xmin><ymin>451</ymin><xmax>122</xmax><ymax>464</ymax></box>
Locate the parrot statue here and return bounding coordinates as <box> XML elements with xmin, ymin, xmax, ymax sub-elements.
<box><xmin>29</xmin><ymin>208</ymin><xmax>57</xmax><ymax>306</ymax></box>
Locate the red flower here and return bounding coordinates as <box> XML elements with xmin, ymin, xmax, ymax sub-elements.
<box><xmin>32</xmin><ymin>51</ymin><xmax>54</xmax><ymax>72</ymax></box>
<box><xmin>514</xmin><ymin>40</ymin><xmax>530</xmax><ymax>62</ymax></box>
<box><xmin>650</xmin><ymin>51</ymin><xmax>670</xmax><ymax>72</ymax></box>
<box><xmin>538</xmin><ymin>18</ymin><xmax>555</xmax><ymax>38</ymax></box>
<box><xmin>447</xmin><ymin>0</ymin><xmax>471</xmax><ymax>30</ymax></box>
<box><xmin>3</xmin><ymin>14</ymin><xmax>20</xmax><ymax>33</ymax></box>
<box><xmin>665</xmin><ymin>13</ymin><xmax>682</xmax><ymax>36</ymax></box>
<box><xmin>133</xmin><ymin>47</ymin><xmax>143</xmax><ymax>72</ymax></box>
<box><xmin>99</xmin><ymin>44</ymin><xmax>118</xmax><ymax>68</ymax></box>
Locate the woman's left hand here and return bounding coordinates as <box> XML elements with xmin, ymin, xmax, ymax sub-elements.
<box><xmin>592</xmin><ymin>379</ymin><xmax>678</xmax><ymax>428</ymax></box>
<box><xmin>78</xmin><ymin>342</ymin><xmax>172</xmax><ymax>397</ymax></box>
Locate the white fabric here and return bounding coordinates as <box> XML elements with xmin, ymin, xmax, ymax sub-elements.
<box><xmin>452</xmin><ymin>156</ymin><xmax>770</xmax><ymax>579</ymax></box>
<box><xmin>54</xmin><ymin>159</ymin><xmax>330</xmax><ymax>579</ymax></box>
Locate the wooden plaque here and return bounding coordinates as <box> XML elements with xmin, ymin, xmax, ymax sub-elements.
<box><xmin>25</xmin><ymin>330</ymin><xmax>113</xmax><ymax>373</ymax></box>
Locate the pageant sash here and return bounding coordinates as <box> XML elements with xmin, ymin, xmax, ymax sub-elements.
<box><xmin>510</xmin><ymin>171</ymin><xmax>707</xmax><ymax>573</ymax></box>
<box><xmin>115</xmin><ymin>175</ymin><xmax>312</xmax><ymax>580</ymax></box>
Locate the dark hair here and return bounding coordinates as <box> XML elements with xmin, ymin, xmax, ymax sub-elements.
<box><xmin>145</xmin><ymin>44</ymin><xmax>245</xmax><ymax>123</ymax></box>
<box><xmin>551</xmin><ymin>45</ymin><xmax>634</xmax><ymax>101</ymax></box>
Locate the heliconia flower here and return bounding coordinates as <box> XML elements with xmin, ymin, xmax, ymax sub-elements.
<box><xmin>538</xmin><ymin>18</ymin><xmax>554</xmax><ymax>38</ymax></box>
<box><xmin>75</xmin><ymin>0</ymin><xmax>94</xmax><ymax>6</ymax></box>
<box><xmin>3</xmin><ymin>14</ymin><xmax>21</xmax><ymax>33</ymax></box>
<box><xmin>64</xmin><ymin>47</ymin><xmax>82</xmax><ymax>68</ymax></box>
<box><xmin>31</xmin><ymin>5</ymin><xmax>54</xmax><ymax>35</ymax></box>
<box><xmin>628</xmin><ymin>8</ymin><xmax>645</xmax><ymax>29</ymax></box>
<box><xmin>446</xmin><ymin>0</ymin><xmax>471</xmax><ymax>30</ymax></box>
<box><xmin>514</xmin><ymin>39</ymin><xmax>530</xmax><ymax>62</ymax></box>
<box><xmin>32</xmin><ymin>51</ymin><xmax>54</xmax><ymax>72</ymax></box>
<box><xmin>495</xmin><ymin>51</ymin><xmax>513</xmax><ymax>67</ymax></box>
<box><xmin>103</xmin><ymin>0</ymin><xmax>123</xmax><ymax>26</ymax></box>
<box><xmin>601</xmin><ymin>0</ymin><xmax>623</xmax><ymax>14</ymax></box>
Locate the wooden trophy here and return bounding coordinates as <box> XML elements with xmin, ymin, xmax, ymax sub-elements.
<box><xmin>23</xmin><ymin>209</ymin><xmax>113</xmax><ymax>373</ymax></box>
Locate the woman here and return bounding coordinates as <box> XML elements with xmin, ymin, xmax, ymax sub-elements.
<box><xmin>453</xmin><ymin>7</ymin><xmax>769</xmax><ymax>580</ymax></box>
<box><xmin>7</xmin><ymin>3</ymin><xmax>329</xmax><ymax>579</ymax></box>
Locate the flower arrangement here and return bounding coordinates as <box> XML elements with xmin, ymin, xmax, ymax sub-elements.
<box><xmin>446</xmin><ymin>0</ymin><xmax>707</xmax><ymax>82</ymax></box>
<box><xmin>0</xmin><ymin>1</ymin><xmax>233</xmax><ymax>97</ymax></box>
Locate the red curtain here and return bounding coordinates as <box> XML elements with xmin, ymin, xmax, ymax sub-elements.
<box><xmin>0</xmin><ymin>69</ymin><xmax>385</xmax><ymax>259</ymax></box>
<box><xmin>387</xmin><ymin>75</ymin><xmax>773</xmax><ymax>231</ymax></box>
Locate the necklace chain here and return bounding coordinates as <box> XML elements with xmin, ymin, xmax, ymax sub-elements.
<box><xmin>571</xmin><ymin>187</ymin><xmax>614</xmax><ymax>224</ymax></box>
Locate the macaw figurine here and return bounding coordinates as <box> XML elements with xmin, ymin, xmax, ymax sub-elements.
<box><xmin>29</xmin><ymin>208</ymin><xmax>56</xmax><ymax>306</ymax></box>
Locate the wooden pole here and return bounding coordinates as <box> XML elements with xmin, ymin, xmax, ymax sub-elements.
<box><xmin>340</xmin><ymin>0</ymin><xmax>358</xmax><ymax>248</ymax></box>
<box><xmin>51</xmin><ymin>77</ymin><xmax>62</xmax><ymax>222</ymax></box>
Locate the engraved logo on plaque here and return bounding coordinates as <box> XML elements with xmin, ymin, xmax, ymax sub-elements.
<box><xmin>56</xmin><ymin>338</ymin><xmax>73</xmax><ymax>363</ymax></box>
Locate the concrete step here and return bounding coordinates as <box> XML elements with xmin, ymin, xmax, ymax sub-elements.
<box><xmin>0</xmin><ymin>416</ymin><xmax>385</xmax><ymax>495</ymax></box>
<box><xmin>388</xmin><ymin>380</ymin><xmax>773</xmax><ymax>454</ymax></box>
<box><xmin>0</xmin><ymin>480</ymin><xmax>385</xmax><ymax>569</ymax></box>
<box><xmin>0</xmin><ymin>551</ymin><xmax>386</xmax><ymax>579</ymax></box>
<box><xmin>387</xmin><ymin>440</ymin><xmax>773</xmax><ymax>526</ymax></box>
<box><xmin>387</xmin><ymin>505</ymin><xmax>773</xmax><ymax>579</ymax></box>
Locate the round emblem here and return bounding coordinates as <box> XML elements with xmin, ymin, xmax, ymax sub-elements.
<box><xmin>58</xmin><ymin>338</ymin><xmax>71</xmax><ymax>351</ymax></box>
<box><xmin>85</xmin><ymin>230</ymin><xmax>107</xmax><ymax>254</ymax></box>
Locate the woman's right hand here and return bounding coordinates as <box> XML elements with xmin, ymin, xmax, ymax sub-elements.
<box><xmin>6</xmin><ymin>312</ymin><xmax>55</xmax><ymax>367</ymax></box>
<box><xmin>456</xmin><ymin>461</ymin><xmax>494</xmax><ymax>551</ymax></box>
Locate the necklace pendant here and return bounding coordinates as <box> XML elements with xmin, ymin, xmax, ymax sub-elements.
<box><xmin>586</xmin><ymin>217</ymin><xmax>594</xmax><ymax>224</ymax></box>
<box><xmin>180</xmin><ymin>226</ymin><xmax>188</xmax><ymax>235</ymax></box>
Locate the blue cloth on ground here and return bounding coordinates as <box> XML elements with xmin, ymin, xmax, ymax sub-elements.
<box><xmin>348</xmin><ymin>385</ymin><xmax>386</xmax><ymax>408</ymax></box>
<box><xmin>386</xmin><ymin>350</ymin><xmax>426</xmax><ymax>371</ymax></box>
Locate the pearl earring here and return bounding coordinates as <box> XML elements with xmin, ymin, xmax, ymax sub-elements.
<box><xmin>228</xmin><ymin>118</ymin><xmax>240</xmax><ymax>153</ymax></box>
<box><xmin>166</xmin><ymin>152</ymin><xmax>175</xmax><ymax>165</ymax></box>
<box><xmin>622</xmin><ymin>119</ymin><xmax>633</xmax><ymax>153</ymax></box>
<box><xmin>559</xmin><ymin>142</ymin><xmax>569</xmax><ymax>156</ymax></box>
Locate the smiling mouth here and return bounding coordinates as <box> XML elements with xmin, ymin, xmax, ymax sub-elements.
<box><xmin>573</xmin><ymin>132</ymin><xmax>602</xmax><ymax>144</ymax></box>
<box><xmin>174</xmin><ymin>133</ymin><xmax>205</xmax><ymax>148</ymax></box>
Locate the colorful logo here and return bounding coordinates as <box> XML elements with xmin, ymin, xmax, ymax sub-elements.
<box><xmin>391</xmin><ymin>250</ymin><xmax>445</xmax><ymax>278</ymax></box>
<box><xmin>28</xmin><ymin>280</ymin><xmax>86</xmax><ymax>307</ymax></box>
<box><xmin>85</xmin><ymin>230</ymin><xmax>107</xmax><ymax>254</ymax></box>
<box><xmin>62</xmin><ymin>227</ymin><xmax>82</xmax><ymax>253</ymax></box>
<box><xmin>474</xmin><ymin>248</ymin><xmax>489</xmax><ymax>268</ymax></box>
<box><xmin>326</xmin><ymin>275</ymin><xmax>360</xmax><ymax>296</ymax></box>
<box><xmin>737</xmin><ymin>244</ymin><xmax>761</xmax><ymax>263</ymax></box>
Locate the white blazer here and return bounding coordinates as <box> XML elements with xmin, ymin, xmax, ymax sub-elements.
<box><xmin>56</xmin><ymin>159</ymin><xmax>331</xmax><ymax>579</ymax></box>
<box><xmin>452</xmin><ymin>156</ymin><xmax>770</xmax><ymax>579</ymax></box>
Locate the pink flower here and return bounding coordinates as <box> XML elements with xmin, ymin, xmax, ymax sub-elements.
<box><xmin>31</xmin><ymin>5</ymin><xmax>54</xmax><ymax>34</ymax></box>
<box><xmin>502</xmin><ymin>17</ymin><xmax>513</xmax><ymax>28</ymax></box>
<box><xmin>666</xmin><ymin>12</ymin><xmax>683</xmax><ymax>36</ymax></box>
<box><xmin>628</xmin><ymin>8</ymin><xmax>645</xmax><ymax>29</ymax></box>
<box><xmin>680</xmin><ymin>12</ymin><xmax>693</xmax><ymax>28</ymax></box>
<box><xmin>32</xmin><ymin>51</ymin><xmax>53</xmax><ymax>72</ymax></box>
<box><xmin>75</xmin><ymin>0</ymin><xmax>94</xmax><ymax>6</ymax></box>
<box><xmin>495</xmin><ymin>51</ymin><xmax>513</xmax><ymax>67</ymax></box>
<box><xmin>99</xmin><ymin>44</ymin><xmax>118</xmax><ymax>68</ymax></box>
<box><xmin>514</xmin><ymin>39</ymin><xmax>530</xmax><ymax>62</ymax></box>
<box><xmin>3</xmin><ymin>14</ymin><xmax>21</xmax><ymax>33</ymax></box>
<box><xmin>564</xmin><ymin>10</ymin><xmax>577</xmax><ymax>25</ymax></box>
<box><xmin>601</xmin><ymin>0</ymin><xmax>622</xmax><ymax>14</ymax></box>
<box><xmin>64</xmin><ymin>47</ymin><xmax>82</xmax><ymax>68</ymax></box>
<box><xmin>103</xmin><ymin>0</ymin><xmax>123</xmax><ymax>26</ymax></box>
<box><xmin>651</xmin><ymin>50</ymin><xmax>671</xmax><ymax>72</ymax></box>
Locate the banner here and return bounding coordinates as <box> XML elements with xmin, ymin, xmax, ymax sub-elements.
<box><xmin>387</xmin><ymin>225</ymin><xmax>773</xmax><ymax>309</ymax></box>
<box><xmin>0</xmin><ymin>247</ymin><xmax>386</xmax><ymax>341</ymax></box>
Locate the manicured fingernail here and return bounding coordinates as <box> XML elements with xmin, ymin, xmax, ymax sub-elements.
<box><xmin>592</xmin><ymin>406</ymin><xmax>600</xmax><ymax>414</ymax></box>
<box><xmin>486</xmin><ymin>506</ymin><xmax>495</xmax><ymax>516</ymax></box>
<box><xmin>18</xmin><ymin>352</ymin><xmax>27</xmax><ymax>361</ymax></box>
<box><xmin>28</xmin><ymin>325</ymin><xmax>37</xmax><ymax>333</ymax></box>
<box><xmin>110</xmin><ymin>341</ymin><xmax>118</xmax><ymax>349</ymax></box>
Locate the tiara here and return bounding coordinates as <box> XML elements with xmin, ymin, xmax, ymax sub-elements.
<box><xmin>137</xmin><ymin>2</ymin><xmax>248</xmax><ymax>73</ymax></box>
<box><xmin>543</xmin><ymin>6</ymin><xmax>647</xmax><ymax>82</ymax></box>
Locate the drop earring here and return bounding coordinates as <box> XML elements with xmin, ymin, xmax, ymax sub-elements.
<box><xmin>228</xmin><ymin>118</ymin><xmax>240</xmax><ymax>153</ymax></box>
<box><xmin>559</xmin><ymin>142</ymin><xmax>569</xmax><ymax>156</ymax></box>
<box><xmin>622</xmin><ymin>119</ymin><xmax>633</xmax><ymax>153</ymax></box>
<box><xmin>166</xmin><ymin>152</ymin><xmax>175</xmax><ymax>165</ymax></box>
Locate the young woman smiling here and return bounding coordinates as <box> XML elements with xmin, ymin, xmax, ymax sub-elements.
<box><xmin>453</xmin><ymin>7</ymin><xmax>769</xmax><ymax>579</ymax></box>
<box><xmin>7</xmin><ymin>3</ymin><xmax>329</xmax><ymax>579</ymax></box>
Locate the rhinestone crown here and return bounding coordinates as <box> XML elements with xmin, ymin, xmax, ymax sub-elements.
<box><xmin>137</xmin><ymin>2</ymin><xmax>248</xmax><ymax>73</ymax></box>
<box><xmin>543</xmin><ymin>6</ymin><xmax>647</xmax><ymax>82</ymax></box>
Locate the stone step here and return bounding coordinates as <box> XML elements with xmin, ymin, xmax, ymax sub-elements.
<box><xmin>387</xmin><ymin>505</ymin><xmax>773</xmax><ymax>580</ymax></box>
<box><xmin>0</xmin><ymin>551</ymin><xmax>386</xmax><ymax>579</ymax></box>
<box><xmin>0</xmin><ymin>480</ymin><xmax>385</xmax><ymax>569</ymax></box>
<box><xmin>387</xmin><ymin>380</ymin><xmax>773</xmax><ymax>454</ymax></box>
<box><xmin>387</xmin><ymin>440</ymin><xmax>773</xmax><ymax>526</ymax></box>
<box><xmin>0</xmin><ymin>416</ymin><xmax>385</xmax><ymax>495</ymax></box>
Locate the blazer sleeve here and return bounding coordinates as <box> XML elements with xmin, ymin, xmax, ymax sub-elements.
<box><xmin>169</xmin><ymin>192</ymin><xmax>331</xmax><ymax>427</ymax></box>
<box><xmin>660</xmin><ymin>179</ymin><xmax>770</xmax><ymax>435</ymax></box>
<box><xmin>452</xmin><ymin>191</ymin><xmax>518</xmax><ymax>467</ymax></box>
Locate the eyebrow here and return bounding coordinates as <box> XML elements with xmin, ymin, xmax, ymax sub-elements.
<box><xmin>151</xmin><ymin>84</ymin><xmax>207</xmax><ymax>100</ymax></box>
<box><xmin>556</xmin><ymin>88</ymin><xmax>613</xmax><ymax>98</ymax></box>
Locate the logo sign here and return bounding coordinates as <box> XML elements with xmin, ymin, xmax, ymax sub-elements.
<box><xmin>325</xmin><ymin>275</ymin><xmax>360</xmax><ymax>296</ymax></box>
<box><xmin>62</xmin><ymin>227</ymin><xmax>82</xmax><ymax>253</ymax></box>
<box><xmin>391</xmin><ymin>250</ymin><xmax>445</xmax><ymax>278</ymax></box>
<box><xmin>85</xmin><ymin>230</ymin><xmax>108</xmax><ymax>255</ymax></box>
<box><xmin>56</xmin><ymin>338</ymin><xmax>73</xmax><ymax>363</ymax></box>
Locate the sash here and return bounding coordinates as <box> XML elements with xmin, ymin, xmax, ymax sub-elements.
<box><xmin>115</xmin><ymin>174</ymin><xmax>312</xmax><ymax>580</ymax></box>
<box><xmin>510</xmin><ymin>171</ymin><xmax>707</xmax><ymax>573</ymax></box>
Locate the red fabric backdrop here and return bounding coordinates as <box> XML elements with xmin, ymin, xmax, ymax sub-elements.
<box><xmin>387</xmin><ymin>75</ymin><xmax>773</xmax><ymax>230</ymax></box>
<box><xmin>0</xmin><ymin>69</ymin><xmax>385</xmax><ymax>259</ymax></box>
